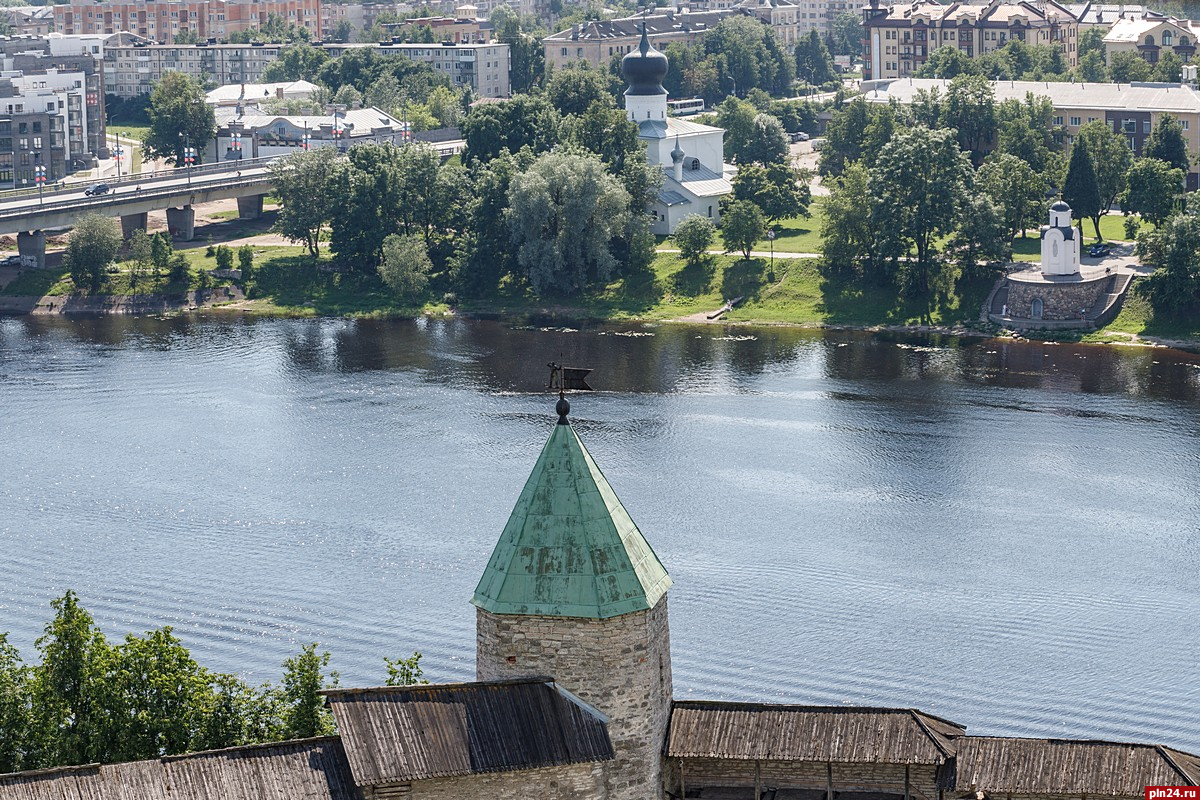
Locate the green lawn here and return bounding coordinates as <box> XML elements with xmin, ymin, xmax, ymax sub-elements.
<box><xmin>1087</xmin><ymin>278</ymin><xmax>1200</xmax><ymax>342</ymax></box>
<box><xmin>709</xmin><ymin>199</ymin><xmax>827</xmax><ymax>255</ymax></box>
<box><xmin>111</xmin><ymin>125</ymin><xmax>150</xmax><ymax>142</ymax></box>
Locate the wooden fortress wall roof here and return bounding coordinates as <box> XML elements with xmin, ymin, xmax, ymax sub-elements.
<box><xmin>667</xmin><ymin>702</ymin><xmax>966</xmax><ymax>765</ymax></box>
<box><xmin>0</xmin><ymin>737</ymin><xmax>361</xmax><ymax>800</ymax></box>
<box><xmin>943</xmin><ymin>736</ymin><xmax>1200</xmax><ymax>795</ymax></box>
<box><xmin>323</xmin><ymin>678</ymin><xmax>614</xmax><ymax>786</ymax></box>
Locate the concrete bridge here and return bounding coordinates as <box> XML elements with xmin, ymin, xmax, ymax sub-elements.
<box><xmin>0</xmin><ymin>158</ymin><xmax>276</xmax><ymax>267</ymax></box>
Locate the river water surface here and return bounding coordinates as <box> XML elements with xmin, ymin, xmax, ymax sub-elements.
<box><xmin>1</xmin><ymin>316</ymin><xmax>1198</xmax><ymax>749</ymax></box>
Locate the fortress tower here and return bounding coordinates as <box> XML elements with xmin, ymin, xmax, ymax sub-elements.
<box><xmin>472</xmin><ymin>396</ymin><xmax>673</xmax><ymax>800</ymax></box>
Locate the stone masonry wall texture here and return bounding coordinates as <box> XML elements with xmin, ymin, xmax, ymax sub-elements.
<box><xmin>409</xmin><ymin>762</ymin><xmax>612</xmax><ymax>800</ymax></box>
<box><xmin>1006</xmin><ymin>276</ymin><xmax>1111</xmax><ymax>321</ymax></box>
<box><xmin>476</xmin><ymin>598</ymin><xmax>673</xmax><ymax>800</ymax></box>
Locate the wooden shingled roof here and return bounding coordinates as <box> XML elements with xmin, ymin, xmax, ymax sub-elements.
<box><xmin>323</xmin><ymin>678</ymin><xmax>615</xmax><ymax>786</ymax></box>
<box><xmin>667</xmin><ymin>701</ymin><xmax>965</xmax><ymax>765</ymax></box>
<box><xmin>944</xmin><ymin>736</ymin><xmax>1200</xmax><ymax>795</ymax></box>
<box><xmin>0</xmin><ymin>737</ymin><xmax>360</xmax><ymax>800</ymax></box>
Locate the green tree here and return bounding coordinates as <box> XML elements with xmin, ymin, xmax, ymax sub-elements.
<box><xmin>1074</xmin><ymin>50</ymin><xmax>1108</xmax><ymax>82</ymax></box>
<box><xmin>281</xmin><ymin>644</ymin><xmax>336</xmax><ymax>740</ymax></box>
<box><xmin>384</xmin><ymin>652</ymin><xmax>428</xmax><ymax>686</ymax></box>
<box><xmin>144</xmin><ymin>72</ymin><xmax>216</xmax><ymax>167</ymax></box>
<box><xmin>454</xmin><ymin>149</ymin><xmax>534</xmax><ymax>295</ymax></box>
<box><xmin>378</xmin><ymin>233</ymin><xmax>432</xmax><ymax>297</ymax></box>
<box><xmin>461</xmin><ymin>94</ymin><xmax>560</xmax><ymax>163</ymax></box>
<box><xmin>1108</xmin><ymin>51</ymin><xmax>1153</xmax><ymax>83</ymax></box>
<box><xmin>821</xmin><ymin>96</ymin><xmax>896</xmax><ymax>177</ymax></box>
<box><xmin>238</xmin><ymin>245</ymin><xmax>254</xmax><ymax>279</ymax></box>
<box><xmin>1146</xmin><ymin>113</ymin><xmax>1190</xmax><ymax>173</ymax></box>
<box><xmin>703</xmin><ymin>15</ymin><xmax>794</xmax><ymax>97</ymax></box>
<box><xmin>1121</xmin><ymin>157</ymin><xmax>1184</xmax><ymax>226</ymax></box>
<box><xmin>425</xmin><ymin>85</ymin><xmax>464</xmax><ymax>129</ymax></box>
<box><xmin>871</xmin><ymin>126</ymin><xmax>972</xmax><ymax>295</ymax></box>
<box><xmin>821</xmin><ymin>162</ymin><xmax>875</xmax><ymax>274</ymax></box>
<box><xmin>1138</xmin><ymin>212</ymin><xmax>1200</xmax><ymax>312</ymax></box>
<box><xmin>1062</xmin><ymin>137</ymin><xmax>1103</xmax><ymax>239</ymax></box>
<box><xmin>1078</xmin><ymin>26</ymin><xmax>1107</xmax><ymax>59</ymax></box>
<box><xmin>941</xmin><ymin>74</ymin><xmax>996</xmax><ymax>160</ymax></box>
<box><xmin>128</xmin><ymin>228</ymin><xmax>153</xmax><ymax>287</ymax></box>
<box><xmin>720</xmin><ymin>199</ymin><xmax>765</xmax><ymax>260</ymax></box>
<box><xmin>1154</xmin><ymin>49</ymin><xmax>1184</xmax><ymax>83</ymax></box>
<box><xmin>544</xmin><ymin>64</ymin><xmax>614</xmax><ymax>117</ymax></box>
<box><xmin>794</xmin><ymin>29</ymin><xmax>836</xmax><ymax>86</ymax></box>
<box><xmin>742</xmin><ymin>113</ymin><xmax>789</xmax><ymax>165</ymax></box>
<box><xmin>715</xmin><ymin>96</ymin><xmax>758</xmax><ymax>163</ymax></box>
<box><xmin>829</xmin><ymin>11</ymin><xmax>864</xmax><ymax>56</ymax></box>
<box><xmin>151</xmin><ymin>232</ymin><xmax>173</xmax><ymax>276</ymax></box>
<box><xmin>271</xmin><ymin>146</ymin><xmax>341</xmax><ymax>257</ymax></box>
<box><xmin>214</xmin><ymin>245</ymin><xmax>233</xmax><ymax>272</ymax></box>
<box><xmin>672</xmin><ymin>214</ymin><xmax>717</xmax><ymax>268</ymax></box>
<box><xmin>977</xmin><ymin>153</ymin><xmax>1045</xmax><ymax>244</ymax></box>
<box><xmin>915</xmin><ymin>45</ymin><xmax>976</xmax><ymax>79</ymax></box>
<box><xmin>731</xmin><ymin>161</ymin><xmax>810</xmax><ymax>221</ymax></box>
<box><xmin>0</xmin><ymin>634</ymin><xmax>31</xmax><ymax>773</ymax></box>
<box><xmin>950</xmin><ymin>192</ymin><xmax>1009</xmax><ymax>276</ymax></box>
<box><xmin>65</xmin><ymin>214</ymin><xmax>122</xmax><ymax>291</ymax></box>
<box><xmin>31</xmin><ymin>591</ymin><xmax>113</xmax><ymax>767</ymax></box>
<box><xmin>506</xmin><ymin>149</ymin><xmax>631</xmax><ymax>295</ymax></box>
<box><xmin>995</xmin><ymin>93</ymin><xmax>1059</xmax><ymax>174</ymax></box>
<box><xmin>1077</xmin><ymin>119</ymin><xmax>1132</xmax><ymax>221</ymax></box>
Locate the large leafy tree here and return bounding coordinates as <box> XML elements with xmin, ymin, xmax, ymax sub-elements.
<box><xmin>261</xmin><ymin>43</ymin><xmax>330</xmax><ymax>83</ymax></box>
<box><xmin>1108</xmin><ymin>50</ymin><xmax>1153</xmax><ymax>83</ymax></box>
<box><xmin>1146</xmin><ymin>113</ymin><xmax>1190</xmax><ymax>173</ymax></box>
<box><xmin>281</xmin><ymin>644</ymin><xmax>337</xmax><ymax>739</ymax></box>
<box><xmin>994</xmin><ymin>93</ymin><xmax>1060</xmax><ymax>174</ymax></box>
<box><xmin>544</xmin><ymin>64</ymin><xmax>615</xmax><ymax>117</ymax></box>
<box><xmin>672</xmin><ymin>214</ymin><xmax>717</xmax><ymax>269</ymax></box>
<box><xmin>65</xmin><ymin>214</ymin><xmax>122</xmax><ymax>292</ymax></box>
<box><xmin>829</xmin><ymin>12</ymin><xmax>863</xmax><ymax>56</ymax></box>
<box><xmin>1076</xmin><ymin>119</ymin><xmax>1132</xmax><ymax>221</ymax></box>
<box><xmin>821</xmin><ymin>161</ymin><xmax>875</xmax><ymax>274</ymax></box>
<box><xmin>0</xmin><ymin>634</ymin><xmax>31</xmax><ymax>773</ymax></box>
<box><xmin>144</xmin><ymin>72</ymin><xmax>216</xmax><ymax>166</ymax></box>
<box><xmin>270</xmin><ymin>146</ymin><xmax>342</xmax><ymax>257</ymax></box>
<box><xmin>1121</xmin><ymin>157</ymin><xmax>1184</xmax><ymax>226</ymax></box>
<box><xmin>1139</xmin><ymin>212</ymin><xmax>1200</xmax><ymax>312</ymax></box>
<box><xmin>1062</xmin><ymin>137</ymin><xmax>1103</xmax><ymax>239</ymax></box>
<box><xmin>328</xmin><ymin>142</ymin><xmax>405</xmax><ymax>268</ymax></box>
<box><xmin>871</xmin><ymin>126</ymin><xmax>972</xmax><ymax>295</ymax></box>
<box><xmin>703</xmin><ymin>15</ymin><xmax>794</xmax><ymax>97</ymax></box>
<box><xmin>506</xmin><ymin>149</ymin><xmax>631</xmax><ymax>295</ymax></box>
<box><xmin>379</xmin><ymin>234</ymin><xmax>432</xmax><ymax>298</ymax></box>
<box><xmin>461</xmin><ymin>94</ymin><xmax>561</xmax><ymax>163</ymax></box>
<box><xmin>950</xmin><ymin>192</ymin><xmax>1009</xmax><ymax>277</ymax></box>
<box><xmin>731</xmin><ymin>161</ymin><xmax>810</xmax><ymax>221</ymax></box>
<box><xmin>941</xmin><ymin>74</ymin><xmax>996</xmax><ymax>161</ymax></box>
<box><xmin>720</xmin><ymin>199</ymin><xmax>765</xmax><ymax>260</ymax></box>
<box><xmin>977</xmin><ymin>153</ymin><xmax>1045</xmax><ymax>244</ymax></box>
<box><xmin>794</xmin><ymin>29</ymin><xmax>837</xmax><ymax>86</ymax></box>
<box><xmin>915</xmin><ymin>45</ymin><xmax>976</xmax><ymax>79</ymax></box>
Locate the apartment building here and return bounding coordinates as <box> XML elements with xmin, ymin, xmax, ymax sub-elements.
<box><xmin>0</xmin><ymin>67</ymin><xmax>97</xmax><ymax>189</ymax></box>
<box><xmin>384</xmin><ymin>15</ymin><xmax>494</xmax><ymax>45</ymax></box>
<box><xmin>4</xmin><ymin>6</ymin><xmax>54</xmax><ymax>38</ymax></box>
<box><xmin>864</xmin><ymin>77</ymin><xmax>1200</xmax><ymax>188</ymax></box>
<box><xmin>1104</xmin><ymin>15</ymin><xmax>1200</xmax><ymax>65</ymax></box>
<box><xmin>0</xmin><ymin>39</ymin><xmax>107</xmax><ymax>158</ymax></box>
<box><xmin>104</xmin><ymin>42</ymin><xmax>283</xmax><ymax>98</ymax></box>
<box><xmin>51</xmin><ymin>0</ymin><xmax>321</xmax><ymax>42</ymax></box>
<box><xmin>320</xmin><ymin>2</ymin><xmax>414</xmax><ymax>39</ymax></box>
<box><xmin>544</xmin><ymin>4</ymin><xmax>800</xmax><ymax>73</ymax></box>
<box><xmin>323</xmin><ymin>41</ymin><xmax>510</xmax><ymax>96</ymax></box>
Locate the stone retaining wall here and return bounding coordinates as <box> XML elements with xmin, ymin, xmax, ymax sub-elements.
<box><xmin>1005</xmin><ymin>275</ymin><xmax>1110</xmax><ymax>321</ymax></box>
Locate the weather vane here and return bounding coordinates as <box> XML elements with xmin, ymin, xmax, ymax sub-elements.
<box><xmin>548</xmin><ymin>362</ymin><xmax>594</xmax><ymax>394</ymax></box>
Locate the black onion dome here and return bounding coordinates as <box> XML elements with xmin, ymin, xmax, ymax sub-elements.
<box><xmin>1050</xmin><ymin>200</ymin><xmax>1071</xmax><ymax>212</ymax></box>
<box><xmin>622</xmin><ymin>25</ymin><xmax>669</xmax><ymax>96</ymax></box>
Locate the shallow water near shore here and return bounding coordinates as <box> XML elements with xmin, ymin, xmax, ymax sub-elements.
<box><xmin>1</xmin><ymin>315</ymin><xmax>1198</xmax><ymax>749</ymax></box>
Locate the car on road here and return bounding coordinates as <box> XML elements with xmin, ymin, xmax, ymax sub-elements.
<box><xmin>789</xmin><ymin>131</ymin><xmax>810</xmax><ymax>143</ymax></box>
<box><xmin>1088</xmin><ymin>242</ymin><xmax>1110</xmax><ymax>258</ymax></box>
<box><xmin>84</xmin><ymin>183</ymin><xmax>110</xmax><ymax>197</ymax></box>
<box><xmin>1</xmin><ymin>255</ymin><xmax>24</xmax><ymax>267</ymax></box>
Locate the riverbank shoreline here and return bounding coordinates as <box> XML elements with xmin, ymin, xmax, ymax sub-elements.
<box><xmin>5</xmin><ymin>288</ymin><xmax>1199</xmax><ymax>353</ymax></box>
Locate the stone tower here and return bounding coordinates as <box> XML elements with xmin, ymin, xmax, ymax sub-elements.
<box><xmin>473</xmin><ymin>396</ymin><xmax>673</xmax><ymax>800</ymax></box>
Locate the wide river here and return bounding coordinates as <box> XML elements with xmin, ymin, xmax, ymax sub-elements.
<box><xmin>1</xmin><ymin>315</ymin><xmax>1198</xmax><ymax>750</ymax></box>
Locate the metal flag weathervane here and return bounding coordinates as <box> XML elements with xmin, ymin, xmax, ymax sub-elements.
<box><xmin>548</xmin><ymin>362</ymin><xmax>593</xmax><ymax>393</ymax></box>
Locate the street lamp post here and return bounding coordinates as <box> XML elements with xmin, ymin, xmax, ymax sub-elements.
<box><xmin>181</xmin><ymin>136</ymin><xmax>196</xmax><ymax>185</ymax></box>
<box><xmin>767</xmin><ymin>228</ymin><xmax>776</xmax><ymax>276</ymax></box>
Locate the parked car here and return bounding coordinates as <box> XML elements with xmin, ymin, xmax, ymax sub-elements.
<box><xmin>1088</xmin><ymin>242</ymin><xmax>1110</xmax><ymax>258</ymax></box>
<box><xmin>1</xmin><ymin>255</ymin><xmax>23</xmax><ymax>267</ymax></box>
<box><xmin>789</xmin><ymin>131</ymin><xmax>810</xmax><ymax>143</ymax></box>
<box><xmin>84</xmin><ymin>183</ymin><xmax>110</xmax><ymax>197</ymax></box>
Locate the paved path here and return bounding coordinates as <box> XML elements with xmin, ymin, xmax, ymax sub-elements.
<box><xmin>657</xmin><ymin>248</ymin><xmax>821</xmax><ymax>259</ymax></box>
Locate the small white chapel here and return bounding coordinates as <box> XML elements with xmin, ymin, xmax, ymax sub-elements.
<box><xmin>621</xmin><ymin>26</ymin><xmax>734</xmax><ymax>235</ymax></box>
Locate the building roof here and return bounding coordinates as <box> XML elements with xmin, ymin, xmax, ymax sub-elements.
<box><xmin>1066</xmin><ymin>3</ymin><xmax>1158</xmax><ymax>25</ymax></box>
<box><xmin>205</xmin><ymin>80</ymin><xmax>319</xmax><ymax>105</ymax></box>
<box><xmin>661</xmin><ymin>162</ymin><xmax>732</xmax><ymax>199</ymax></box>
<box><xmin>0</xmin><ymin>737</ymin><xmax>360</xmax><ymax>800</ymax></box>
<box><xmin>323</xmin><ymin>679</ymin><xmax>614</xmax><ymax>786</ymax></box>
<box><xmin>545</xmin><ymin>9</ymin><xmax>734</xmax><ymax>42</ymax></box>
<box><xmin>863</xmin><ymin>78</ymin><xmax>1200</xmax><ymax>115</ymax></box>
<box><xmin>471</xmin><ymin>415</ymin><xmax>672</xmax><ymax>619</ymax></box>
<box><xmin>944</xmin><ymin>736</ymin><xmax>1200</xmax><ymax>794</ymax></box>
<box><xmin>667</xmin><ymin>701</ymin><xmax>965</xmax><ymax>765</ymax></box>
<box><xmin>1103</xmin><ymin>15</ymin><xmax>1200</xmax><ymax>42</ymax></box>
<box><xmin>213</xmin><ymin>106</ymin><xmax>407</xmax><ymax>136</ymax></box>
<box><xmin>638</xmin><ymin>116</ymin><xmax>725</xmax><ymax>140</ymax></box>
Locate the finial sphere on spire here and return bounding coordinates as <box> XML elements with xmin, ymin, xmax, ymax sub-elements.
<box><xmin>556</xmin><ymin>396</ymin><xmax>571</xmax><ymax>423</ymax></box>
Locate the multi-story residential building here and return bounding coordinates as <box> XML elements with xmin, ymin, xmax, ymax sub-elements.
<box><xmin>384</xmin><ymin>15</ymin><xmax>493</xmax><ymax>45</ymax></box>
<box><xmin>320</xmin><ymin>2</ymin><xmax>415</xmax><ymax>40</ymax></box>
<box><xmin>3</xmin><ymin>6</ymin><xmax>55</xmax><ymax>38</ymax></box>
<box><xmin>863</xmin><ymin>0</ymin><xmax>1079</xmax><ymax>80</ymax></box>
<box><xmin>323</xmin><ymin>41</ymin><xmax>510</xmax><ymax>96</ymax></box>
<box><xmin>0</xmin><ymin>66</ymin><xmax>98</xmax><ymax>189</ymax></box>
<box><xmin>864</xmin><ymin>77</ymin><xmax>1200</xmax><ymax>188</ymax></box>
<box><xmin>51</xmin><ymin>0</ymin><xmax>321</xmax><ymax>42</ymax></box>
<box><xmin>544</xmin><ymin>4</ymin><xmax>799</xmax><ymax>73</ymax></box>
<box><xmin>104</xmin><ymin>42</ymin><xmax>284</xmax><ymax>97</ymax></box>
<box><xmin>0</xmin><ymin>39</ymin><xmax>107</xmax><ymax>158</ymax></box>
<box><xmin>1103</xmin><ymin>14</ymin><xmax>1200</xmax><ymax>65</ymax></box>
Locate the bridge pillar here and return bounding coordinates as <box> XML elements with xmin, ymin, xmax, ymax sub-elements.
<box><xmin>166</xmin><ymin>205</ymin><xmax>195</xmax><ymax>241</ymax></box>
<box><xmin>17</xmin><ymin>230</ymin><xmax>46</xmax><ymax>269</ymax></box>
<box><xmin>236</xmin><ymin>194</ymin><xmax>264</xmax><ymax>220</ymax></box>
<box><xmin>120</xmin><ymin>211</ymin><xmax>149</xmax><ymax>239</ymax></box>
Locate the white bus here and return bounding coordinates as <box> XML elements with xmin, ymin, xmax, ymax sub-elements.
<box><xmin>667</xmin><ymin>98</ymin><xmax>705</xmax><ymax>116</ymax></box>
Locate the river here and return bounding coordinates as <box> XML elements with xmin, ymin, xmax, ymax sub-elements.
<box><xmin>1</xmin><ymin>315</ymin><xmax>1198</xmax><ymax>750</ymax></box>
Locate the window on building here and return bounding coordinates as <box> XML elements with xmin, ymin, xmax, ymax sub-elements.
<box><xmin>1053</xmin><ymin>115</ymin><xmax>1063</xmax><ymax>125</ymax></box>
<box><xmin>1069</xmin><ymin>116</ymin><xmax>1080</xmax><ymax>126</ymax></box>
<box><xmin>1144</xmin><ymin>120</ymin><xmax>1152</xmax><ymax>133</ymax></box>
<box><xmin>1182</xmin><ymin>120</ymin><xmax>1190</xmax><ymax>130</ymax></box>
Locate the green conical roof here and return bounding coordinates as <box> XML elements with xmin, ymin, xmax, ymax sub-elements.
<box><xmin>472</xmin><ymin>417</ymin><xmax>672</xmax><ymax>619</ymax></box>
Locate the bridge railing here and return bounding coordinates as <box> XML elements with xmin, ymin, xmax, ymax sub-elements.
<box><xmin>0</xmin><ymin>157</ymin><xmax>279</xmax><ymax>206</ymax></box>
<box><xmin>0</xmin><ymin>169</ymin><xmax>275</xmax><ymax>222</ymax></box>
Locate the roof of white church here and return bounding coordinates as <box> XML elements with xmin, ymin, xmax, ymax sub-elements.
<box><xmin>638</xmin><ymin>116</ymin><xmax>725</xmax><ymax>140</ymax></box>
<box><xmin>661</xmin><ymin>163</ymin><xmax>733</xmax><ymax>199</ymax></box>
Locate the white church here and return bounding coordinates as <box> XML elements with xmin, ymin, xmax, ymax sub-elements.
<box><xmin>1040</xmin><ymin>199</ymin><xmax>1081</xmax><ymax>276</ymax></box>
<box><xmin>621</xmin><ymin>27</ymin><xmax>734</xmax><ymax>235</ymax></box>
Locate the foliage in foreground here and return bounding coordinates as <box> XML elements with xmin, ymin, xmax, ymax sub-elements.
<box><xmin>0</xmin><ymin>592</ymin><xmax>424</xmax><ymax>773</ymax></box>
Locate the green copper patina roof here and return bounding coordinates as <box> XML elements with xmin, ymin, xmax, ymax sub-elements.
<box><xmin>471</xmin><ymin>417</ymin><xmax>672</xmax><ymax>619</ymax></box>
